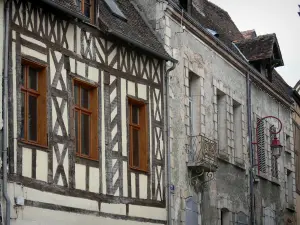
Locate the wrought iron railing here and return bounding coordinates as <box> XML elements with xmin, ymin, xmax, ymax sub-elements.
<box><xmin>187</xmin><ymin>134</ymin><xmax>218</xmax><ymax>169</ymax></box>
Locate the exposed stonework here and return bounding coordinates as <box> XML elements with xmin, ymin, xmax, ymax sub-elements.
<box><xmin>134</xmin><ymin>0</ymin><xmax>295</xmax><ymax>224</ymax></box>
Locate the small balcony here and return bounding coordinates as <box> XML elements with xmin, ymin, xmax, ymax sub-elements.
<box><xmin>187</xmin><ymin>134</ymin><xmax>218</xmax><ymax>172</ymax></box>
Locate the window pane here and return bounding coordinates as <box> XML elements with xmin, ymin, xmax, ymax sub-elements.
<box><xmin>132</xmin><ymin>105</ymin><xmax>139</xmax><ymax>124</ymax></box>
<box><xmin>77</xmin><ymin>0</ymin><xmax>82</xmax><ymax>10</ymax></box>
<box><xmin>81</xmin><ymin>87</ymin><xmax>89</xmax><ymax>109</ymax></box>
<box><xmin>21</xmin><ymin>65</ymin><xmax>25</xmax><ymax>86</ymax></box>
<box><xmin>84</xmin><ymin>3</ymin><xmax>90</xmax><ymax>17</ymax></box>
<box><xmin>74</xmin><ymin>84</ymin><xmax>79</xmax><ymax>106</ymax></box>
<box><xmin>20</xmin><ymin>92</ymin><xmax>25</xmax><ymax>139</ymax></box>
<box><xmin>75</xmin><ymin>111</ymin><xmax>79</xmax><ymax>153</ymax></box>
<box><xmin>81</xmin><ymin>113</ymin><xmax>90</xmax><ymax>156</ymax></box>
<box><xmin>28</xmin><ymin>95</ymin><xmax>37</xmax><ymax>141</ymax></box>
<box><xmin>29</xmin><ymin>67</ymin><xmax>38</xmax><ymax>90</ymax></box>
<box><xmin>132</xmin><ymin>128</ymin><xmax>139</xmax><ymax>167</ymax></box>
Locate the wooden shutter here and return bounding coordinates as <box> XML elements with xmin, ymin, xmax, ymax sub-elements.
<box><xmin>257</xmin><ymin>119</ymin><xmax>266</xmax><ymax>173</ymax></box>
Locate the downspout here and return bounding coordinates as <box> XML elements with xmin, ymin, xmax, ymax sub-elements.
<box><xmin>232</xmin><ymin>42</ymin><xmax>255</xmax><ymax>225</ymax></box>
<box><xmin>246</xmin><ymin>72</ymin><xmax>255</xmax><ymax>225</ymax></box>
<box><xmin>3</xmin><ymin>1</ymin><xmax>11</xmax><ymax>225</ymax></box>
<box><xmin>165</xmin><ymin>61</ymin><xmax>176</xmax><ymax>225</ymax></box>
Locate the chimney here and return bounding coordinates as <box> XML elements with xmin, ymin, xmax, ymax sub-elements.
<box><xmin>192</xmin><ymin>0</ymin><xmax>205</xmax><ymax>14</ymax></box>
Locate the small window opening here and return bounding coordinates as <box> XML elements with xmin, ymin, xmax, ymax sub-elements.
<box><xmin>128</xmin><ymin>98</ymin><xmax>148</xmax><ymax>172</ymax></box>
<box><xmin>286</xmin><ymin>134</ymin><xmax>291</xmax><ymax>151</ymax></box>
<box><xmin>233</xmin><ymin>100</ymin><xmax>242</xmax><ymax>162</ymax></box>
<box><xmin>20</xmin><ymin>59</ymin><xmax>47</xmax><ymax>147</ymax></box>
<box><xmin>217</xmin><ymin>90</ymin><xmax>227</xmax><ymax>153</ymax></box>
<box><xmin>73</xmin><ymin>80</ymin><xmax>98</xmax><ymax>160</ymax></box>
<box><xmin>287</xmin><ymin>170</ymin><xmax>293</xmax><ymax>206</ymax></box>
<box><xmin>78</xmin><ymin>0</ymin><xmax>94</xmax><ymax>22</ymax></box>
<box><xmin>188</xmin><ymin>72</ymin><xmax>200</xmax><ymax>136</ymax></box>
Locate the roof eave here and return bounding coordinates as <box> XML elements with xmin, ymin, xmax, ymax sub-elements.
<box><xmin>272</xmin><ymin>34</ymin><xmax>284</xmax><ymax>66</ymax></box>
<box><xmin>107</xmin><ymin>29</ymin><xmax>177</xmax><ymax>63</ymax></box>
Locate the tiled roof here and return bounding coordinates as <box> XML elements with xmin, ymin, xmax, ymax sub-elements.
<box><xmin>188</xmin><ymin>0</ymin><xmax>244</xmax><ymax>55</ymax></box>
<box><xmin>241</xmin><ymin>30</ymin><xmax>257</xmax><ymax>40</ymax></box>
<box><xmin>49</xmin><ymin>0</ymin><xmax>80</xmax><ymax>12</ymax></box>
<box><xmin>234</xmin><ymin>34</ymin><xmax>277</xmax><ymax>61</ymax></box>
<box><xmin>271</xmin><ymin>70</ymin><xmax>292</xmax><ymax>103</ymax></box>
<box><xmin>174</xmin><ymin>0</ymin><xmax>292</xmax><ymax>103</ymax></box>
<box><xmin>41</xmin><ymin>0</ymin><xmax>172</xmax><ymax>61</ymax></box>
<box><xmin>98</xmin><ymin>0</ymin><xmax>171</xmax><ymax>60</ymax></box>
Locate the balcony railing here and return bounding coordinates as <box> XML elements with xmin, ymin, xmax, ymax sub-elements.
<box><xmin>187</xmin><ymin>134</ymin><xmax>218</xmax><ymax>172</ymax></box>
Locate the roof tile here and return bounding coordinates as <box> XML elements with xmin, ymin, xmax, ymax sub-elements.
<box><xmin>234</xmin><ymin>34</ymin><xmax>276</xmax><ymax>61</ymax></box>
<box><xmin>98</xmin><ymin>0</ymin><xmax>170</xmax><ymax>59</ymax></box>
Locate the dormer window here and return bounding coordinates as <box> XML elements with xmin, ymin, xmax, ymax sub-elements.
<box><xmin>78</xmin><ymin>0</ymin><xmax>94</xmax><ymax>21</ymax></box>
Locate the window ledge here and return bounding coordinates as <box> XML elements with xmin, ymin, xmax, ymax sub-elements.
<box><xmin>129</xmin><ymin>167</ymin><xmax>149</xmax><ymax>175</ymax></box>
<box><xmin>19</xmin><ymin>140</ymin><xmax>49</xmax><ymax>150</ymax></box>
<box><xmin>286</xmin><ymin>204</ymin><xmax>296</xmax><ymax>212</ymax></box>
<box><xmin>217</xmin><ymin>155</ymin><xmax>246</xmax><ymax>171</ymax></box>
<box><xmin>256</xmin><ymin>173</ymin><xmax>280</xmax><ymax>186</ymax></box>
<box><xmin>233</xmin><ymin>160</ymin><xmax>246</xmax><ymax>171</ymax></box>
<box><xmin>218</xmin><ymin>151</ymin><xmax>230</xmax><ymax>162</ymax></box>
<box><xmin>75</xmin><ymin>156</ymin><xmax>99</xmax><ymax>167</ymax></box>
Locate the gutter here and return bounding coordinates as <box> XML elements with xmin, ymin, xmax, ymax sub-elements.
<box><xmin>107</xmin><ymin>29</ymin><xmax>178</xmax><ymax>63</ymax></box>
<box><xmin>3</xmin><ymin>1</ymin><xmax>11</xmax><ymax>225</ymax></box>
<box><xmin>246</xmin><ymin>72</ymin><xmax>255</xmax><ymax>225</ymax></box>
<box><xmin>40</xmin><ymin>0</ymin><xmax>89</xmax><ymax>22</ymax></box>
<box><xmin>165</xmin><ymin>62</ymin><xmax>177</xmax><ymax>225</ymax></box>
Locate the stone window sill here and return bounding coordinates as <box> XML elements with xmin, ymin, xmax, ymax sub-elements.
<box><xmin>286</xmin><ymin>204</ymin><xmax>296</xmax><ymax>212</ymax></box>
<box><xmin>256</xmin><ymin>172</ymin><xmax>280</xmax><ymax>186</ymax></box>
<box><xmin>217</xmin><ymin>154</ymin><xmax>246</xmax><ymax>171</ymax></box>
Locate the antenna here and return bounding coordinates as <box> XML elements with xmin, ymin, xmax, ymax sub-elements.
<box><xmin>175</xmin><ymin>9</ymin><xmax>186</xmax><ymax>34</ymax></box>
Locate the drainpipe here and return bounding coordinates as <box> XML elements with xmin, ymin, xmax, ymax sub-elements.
<box><xmin>232</xmin><ymin>42</ymin><xmax>254</xmax><ymax>225</ymax></box>
<box><xmin>165</xmin><ymin>61</ymin><xmax>176</xmax><ymax>225</ymax></box>
<box><xmin>3</xmin><ymin>1</ymin><xmax>11</xmax><ymax>225</ymax></box>
<box><xmin>246</xmin><ymin>72</ymin><xmax>255</xmax><ymax>225</ymax></box>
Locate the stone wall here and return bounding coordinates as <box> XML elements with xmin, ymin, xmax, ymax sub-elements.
<box><xmin>133</xmin><ymin>1</ymin><xmax>295</xmax><ymax>224</ymax></box>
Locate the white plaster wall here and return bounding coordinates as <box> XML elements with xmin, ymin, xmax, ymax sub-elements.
<box><xmin>8</xmin><ymin>183</ymin><xmax>166</xmax><ymax>225</ymax></box>
<box><xmin>22</xmin><ymin>148</ymin><xmax>32</xmax><ymax>178</ymax></box>
<box><xmin>89</xmin><ymin>167</ymin><xmax>99</xmax><ymax>193</ymax></box>
<box><xmin>11</xmin><ymin>206</ymin><xmax>165</xmax><ymax>225</ymax></box>
<box><xmin>75</xmin><ymin>163</ymin><xmax>86</xmax><ymax>190</ymax></box>
<box><xmin>36</xmin><ymin>150</ymin><xmax>48</xmax><ymax>182</ymax></box>
<box><xmin>129</xmin><ymin>205</ymin><xmax>166</xmax><ymax>221</ymax></box>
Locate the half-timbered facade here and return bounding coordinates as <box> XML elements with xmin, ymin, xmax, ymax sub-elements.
<box><xmin>2</xmin><ymin>0</ymin><xmax>174</xmax><ymax>224</ymax></box>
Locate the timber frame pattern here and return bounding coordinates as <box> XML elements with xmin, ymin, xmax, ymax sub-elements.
<box><xmin>8</xmin><ymin>0</ymin><xmax>166</xmax><ymax>221</ymax></box>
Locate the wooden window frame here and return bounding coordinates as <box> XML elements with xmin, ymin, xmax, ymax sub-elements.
<box><xmin>78</xmin><ymin>0</ymin><xmax>94</xmax><ymax>23</ymax></box>
<box><xmin>73</xmin><ymin>79</ymin><xmax>98</xmax><ymax>161</ymax></box>
<box><xmin>20</xmin><ymin>59</ymin><xmax>47</xmax><ymax>148</ymax></box>
<box><xmin>128</xmin><ymin>98</ymin><xmax>148</xmax><ymax>172</ymax></box>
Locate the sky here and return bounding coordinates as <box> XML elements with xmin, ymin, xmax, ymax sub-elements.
<box><xmin>209</xmin><ymin>0</ymin><xmax>300</xmax><ymax>87</ymax></box>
